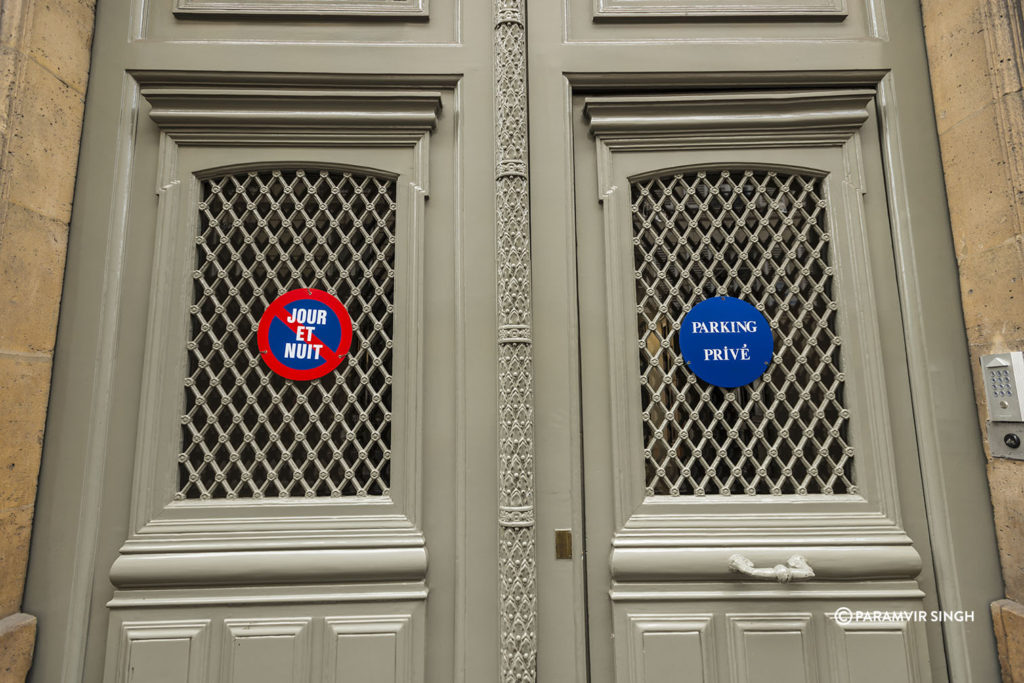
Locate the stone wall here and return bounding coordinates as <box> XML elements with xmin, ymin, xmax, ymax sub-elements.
<box><xmin>0</xmin><ymin>0</ymin><xmax>95</xmax><ymax>680</ymax></box>
<box><xmin>921</xmin><ymin>0</ymin><xmax>1024</xmax><ymax>680</ymax></box>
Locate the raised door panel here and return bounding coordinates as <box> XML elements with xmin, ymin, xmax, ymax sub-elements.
<box><xmin>626</xmin><ymin>615</ymin><xmax>714</xmax><ymax>683</ymax></box>
<box><xmin>126</xmin><ymin>641</ymin><xmax>191</xmax><ymax>683</ymax></box>
<box><xmin>614</xmin><ymin>603</ymin><xmax>931</xmax><ymax>683</ymax></box>
<box><xmin>173</xmin><ymin>0</ymin><xmax>428</xmax><ymax>17</ymax></box>
<box><xmin>135</xmin><ymin>0</ymin><xmax>457</xmax><ymax>47</ymax></box>
<box><xmin>325</xmin><ymin>616</ymin><xmax>412</xmax><ymax>683</ymax></box>
<box><xmin>105</xmin><ymin>605</ymin><xmax>423</xmax><ymax>683</ymax></box>
<box><xmin>112</xmin><ymin>621</ymin><xmax>210</xmax><ymax>683</ymax></box>
<box><xmin>567</xmin><ymin>0</ymin><xmax>883</xmax><ymax>44</ymax></box>
<box><xmin>833</xmin><ymin>621</ymin><xmax>923</xmax><ymax>683</ymax></box>
<box><xmin>728</xmin><ymin>614</ymin><xmax>816</xmax><ymax>683</ymax></box>
<box><xmin>592</xmin><ymin>0</ymin><xmax>846</xmax><ymax>20</ymax></box>
<box><xmin>222</xmin><ymin>619</ymin><xmax>311</xmax><ymax>683</ymax></box>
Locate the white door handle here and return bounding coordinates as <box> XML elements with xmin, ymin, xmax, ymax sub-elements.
<box><xmin>728</xmin><ymin>554</ymin><xmax>815</xmax><ymax>583</ymax></box>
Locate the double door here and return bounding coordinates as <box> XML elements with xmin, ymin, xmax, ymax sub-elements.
<box><xmin>25</xmin><ymin>0</ymin><xmax>1001</xmax><ymax>681</ymax></box>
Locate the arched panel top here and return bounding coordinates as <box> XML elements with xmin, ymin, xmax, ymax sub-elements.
<box><xmin>628</xmin><ymin>161</ymin><xmax>827</xmax><ymax>185</ymax></box>
<box><xmin>196</xmin><ymin>161</ymin><xmax>400</xmax><ymax>183</ymax></box>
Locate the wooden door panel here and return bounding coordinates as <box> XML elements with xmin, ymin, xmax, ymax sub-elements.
<box><xmin>615</xmin><ymin>601</ymin><xmax>929</xmax><ymax>683</ymax></box>
<box><xmin>136</xmin><ymin>0</ymin><xmax>457</xmax><ymax>43</ymax></box>
<box><xmin>567</xmin><ymin>0</ymin><xmax>884</xmax><ymax>43</ymax></box>
<box><xmin>106</xmin><ymin>608</ymin><xmax>422</xmax><ymax>683</ymax></box>
<box><xmin>115</xmin><ymin>622</ymin><xmax>209</xmax><ymax>683</ymax></box>
<box><xmin>592</xmin><ymin>0</ymin><xmax>846</xmax><ymax>21</ymax></box>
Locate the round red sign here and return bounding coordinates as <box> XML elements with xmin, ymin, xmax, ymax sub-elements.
<box><xmin>256</xmin><ymin>288</ymin><xmax>353</xmax><ymax>381</ymax></box>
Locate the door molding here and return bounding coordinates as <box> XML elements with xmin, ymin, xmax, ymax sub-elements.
<box><xmin>494</xmin><ymin>0</ymin><xmax>540</xmax><ymax>680</ymax></box>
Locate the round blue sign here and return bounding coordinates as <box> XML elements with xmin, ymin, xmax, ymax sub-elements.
<box><xmin>678</xmin><ymin>297</ymin><xmax>774</xmax><ymax>388</ymax></box>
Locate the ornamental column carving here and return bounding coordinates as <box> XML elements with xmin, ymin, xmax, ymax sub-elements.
<box><xmin>494</xmin><ymin>0</ymin><xmax>538</xmax><ymax>680</ymax></box>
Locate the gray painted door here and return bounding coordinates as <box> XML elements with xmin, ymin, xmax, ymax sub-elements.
<box><xmin>25</xmin><ymin>3</ymin><xmax>502</xmax><ymax>683</ymax></box>
<box><xmin>24</xmin><ymin>0</ymin><xmax>1002</xmax><ymax>682</ymax></box>
<box><xmin>527</xmin><ymin>2</ymin><xmax>1003</xmax><ymax>683</ymax></box>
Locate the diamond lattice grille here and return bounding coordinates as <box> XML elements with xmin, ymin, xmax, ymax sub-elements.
<box><xmin>177</xmin><ymin>169</ymin><xmax>397</xmax><ymax>500</ymax></box>
<box><xmin>632</xmin><ymin>169</ymin><xmax>855</xmax><ymax>497</ymax></box>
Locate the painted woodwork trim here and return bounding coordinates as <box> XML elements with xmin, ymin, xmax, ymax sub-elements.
<box><xmin>584</xmin><ymin>90</ymin><xmax>875</xmax><ymax>148</ymax></box>
<box><xmin>494</xmin><ymin>0</ymin><xmax>539</xmax><ymax>680</ymax></box>
<box><xmin>610</xmin><ymin>582</ymin><xmax>926</xmax><ymax>601</ymax></box>
<box><xmin>106</xmin><ymin>584</ymin><xmax>429</xmax><ymax>608</ymax></box>
<box><xmin>593</xmin><ymin>0</ymin><xmax>846</xmax><ymax>20</ymax></box>
<box><xmin>141</xmin><ymin>81</ymin><xmax>442</xmax><ymax>147</ymax></box>
<box><xmin>173</xmin><ymin>0</ymin><xmax>427</xmax><ymax>18</ymax></box>
<box><xmin>872</xmin><ymin>68</ymin><xmax>1004</xmax><ymax>681</ymax></box>
<box><xmin>611</xmin><ymin>545</ymin><xmax>923</xmax><ymax>583</ymax></box>
<box><xmin>109</xmin><ymin>548</ymin><xmax>428</xmax><ymax>588</ymax></box>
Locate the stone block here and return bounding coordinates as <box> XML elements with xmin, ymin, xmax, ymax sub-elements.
<box><xmin>0</xmin><ymin>0</ymin><xmax>29</xmax><ymax>51</ymax></box>
<box><xmin>992</xmin><ymin>599</ymin><xmax>1024</xmax><ymax>682</ymax></box>
<box><xmin>990</xmin><ymin>459</ymin><xmax>1024</xmax><ymax>603</ymax></box>
<box><xmin>994</xmin><ymin>89</ymin><xmax>1024</xmax><ymax>213</ymax></box>
<box><xmin>0</xmin><ymin>506</ymin><xmax>32</xmax><ymax>619</ymax></box>
<box><xmin>922</xmin><ymin>0</ymin><xmax>994</xmax><ymax>135</ymax></box>
<box><xmin>0</xmin><ymin>613</ymin><xmax>35</xmax><ymax>683</ymax></box>
<box><xmin>0</xmin><ymin>356</ymin><xmax>50</xmax><ymax>511</ymax></box>
<box><xmin>0</xmin><ymin>203</ymin><xmax>70</xmax><ymax>354</ymax></box>
<box><xmin>937</xmin><ymin>102</ymin><xmax>1019</xmax><ymax>260</ymax></box>
<box><xmin>0</xmin><ymin>49</ymin><xmax>20</xmax><ymax>148</ymax></box>
<box><xmin>958</xmin><ymin>241</ymin><xmax>1024</xmax><ymax>341</ymax></box>
<box><xmin>2</xmin><ymin>59</ymin><xmax>85</xmax><ymax>224</ymax></box>
<box><xmin>23</xmin><ymin>0</ymin><xmax>95</xmax><ymax>94</ymax></box>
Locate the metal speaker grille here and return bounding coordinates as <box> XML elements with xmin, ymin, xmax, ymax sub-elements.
<box><xmin>177</xmin><ymin>169</ymin><xmax>397</xmax><ymax>500</ymax></box>
<box><xmin>632</xmin><ymin>169</ymin><xmax>855</xmax><ymax>497</ymax></box>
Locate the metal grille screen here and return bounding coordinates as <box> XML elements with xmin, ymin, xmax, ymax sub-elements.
<box><xmin>632</xmin><ymin>169</ymin><xmax>855</xmax><ymax>497</ymax></box>
<box><xmin>177</xmin><ymin>169</ymin><xmax>397</xmax><ymax>500</ymax></box>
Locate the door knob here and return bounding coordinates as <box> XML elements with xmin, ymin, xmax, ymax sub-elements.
<box><xmin>728</xmin><ymin>554</ymin><xmax>815</xmax><ymax>583</ymax></box>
